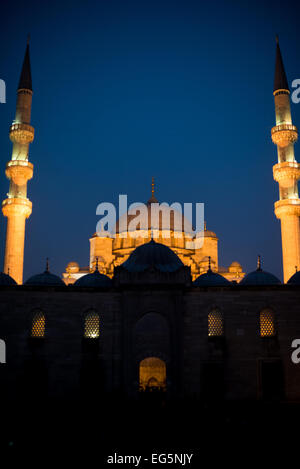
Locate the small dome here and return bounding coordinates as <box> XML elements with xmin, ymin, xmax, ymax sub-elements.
<box><xmin>121</xmin><ymin>239</ymin><xmax>184</xmax><ymax>273</ymax></box>
<box><xmin>194</xmin><ymin>269</ymin><xmax>231</xmax><ymax>287</ymax></box>
<box><xmin>240</xmin><ymin>261</ymin><xmax>280</xmax><ymax>285</ymax></box>
<box><xmin>74</xmin><ymin>269</ymin><xmax>112</xmax><ymax>287</ymax></box>
<box><xmin>287</xmin><ymin>271</ymin><xmax>300</xmax><ymax>285</ymax></box>
<box><xmin>66</xmin><ymin>261</ymin><xmax>80</xmax><ymax>273</ymax></box>
<box><xmin>25</xmin><ymin>270</ymin><xmax>65</xmax><ymax>286</ymax></box>
<box><xmin>229</xmin><ymin>261</ymin><xmax>243</xmax><ymax>273</ymax></box>
<box><xmin>0</xmin><ymin>272</ymin><xmax>17</xmax><ymax>286</ymax></box>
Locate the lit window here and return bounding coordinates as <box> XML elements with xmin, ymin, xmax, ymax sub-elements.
<box><xmin>84</xmin><ymin>312</ymin><xmax>99</xmax><ymax>339</ymax></box>
<box><xmin>208</xmin><ymin>309</ymin><xmax>224</xmax><ymax>337</ymax></box>
<box><xmin>260</xmin><ymin>310</ymin><xmax>275</xmax><ymax>337</ymax></box>
<box><xmin>31</xmin><ymin>311</ymin><xmax>45</xmax><ymax>338</ymax></box>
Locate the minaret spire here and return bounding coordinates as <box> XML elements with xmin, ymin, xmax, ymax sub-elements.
<box><xmin>1</xmin><ymin>40</ymin><xmax>35</xmax><ymax>284</ymax></box>
<box><xmin>271</xmin><ymin>37</ymin><xmax>300</xmax><ymax>282</ymax></box>
<box><xmin>18</xmin><ymin>39</ymin><xmax>32</xmax><ymax>92</ymax></box>
<box><xmin>274</xmin><ymin>36</ymin><xmax>289</xmax><ymax>93</ymax></box>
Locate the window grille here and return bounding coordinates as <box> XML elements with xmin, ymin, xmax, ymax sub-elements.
<box><xmin>31</xmin><ymin>311</ymin><xmax>45</xmax><ymax>338</ymax></box>
<box><xmin>208</xmin><ymin>310</ymin><xmax>224</xmax><ymax>337</ymax></box>
<box><xmin>260</xmin><ymin>310</ymin><xmax>275</xmax><ymax>337</ymax></box>
<box><xmin>84</xmin><ymin>312</ymin><xmax>99</xmax><ymax>339</ymax></box>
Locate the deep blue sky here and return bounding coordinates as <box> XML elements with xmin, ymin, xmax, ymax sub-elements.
<box><xmin>1</xmin><ymin>0</ymin><xmax>300</xmax><ymax>281</ymax></box>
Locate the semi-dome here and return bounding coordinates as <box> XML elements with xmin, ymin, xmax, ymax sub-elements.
<box><xmin>287</xmin><ymin>270</ymin><xmax>300</xmax><ymax>285</ymax></box>
<box><xmin>74</xmin><ymin>263</ymin><xmax>112</xmax><ymax>287</ymax></box>
<box><xmin>194</xmin><ymin>269</ymin><xmax>231</xmax><ymax>287</ymax></box>
<box><xmin>0</xmin><ymin>272</ymin><xmax>17</xmax><ymax>286</ymax></box>
<box><xmin>121</xmin><ymin>239</ymin><xmax>184</xmax><ymax>273</ymax></box>
<box><xmin>240</xmin><ymin>257</ymin><xmax>281</xmax><ymax>286</ymax></box>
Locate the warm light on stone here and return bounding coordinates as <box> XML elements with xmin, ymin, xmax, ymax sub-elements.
<box><xmin>272</xmin><ymin>59</ymin><xmax>300</xmax><ymax>282</ymax></box>
<box><xmin>1</xmin><ymin>45</ymin><xmax>34</xmax><ymax>285</ymax></box>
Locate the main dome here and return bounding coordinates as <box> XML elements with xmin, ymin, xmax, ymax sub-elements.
<box><xmin>121</xmin><ymin>239</ymin><xmax>184</xmax><ymax>273</ymax></box>
<box><xmin>114</xmin><ymin>196</ymin><xmax>194</xmax><ymax>236</ymax></box>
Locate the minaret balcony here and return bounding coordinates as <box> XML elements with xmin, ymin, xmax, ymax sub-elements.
<box><xmin>273</xmin><ymin>161</ymin><xmax>300</xmax><ymax>188</ymax></box>
<box><xmin>271</xmin><ymin>124</ymin><xmax>298</xmax><ymax>147</ymax></box>
<box><xmin>5</xmin><ymin>160</ymin><xmax>34</xmax><ymax>186</ymax></box>
<box><xmin>274</xmin><ymin>198</ymin><xmax>300</xmax><ymax>219</ymax></box>
<box><xmin>2</xmin><ymin>197</ymin><xmax>32</xmax><ymax>218</ymax></box>
<box><xmin>9</xmin><ymin>123</ymin><xmax>34</xmax><ymax>144</ymax></box>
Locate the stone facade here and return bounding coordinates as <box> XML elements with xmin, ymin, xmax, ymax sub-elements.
<box><xmin>1</xmin><ymin>277</ymin><xmax>300</xmax><ymax>403</ymax></box>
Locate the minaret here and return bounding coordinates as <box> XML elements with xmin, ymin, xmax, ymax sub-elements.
<box><xmin>271</xmin><ymin>37</ymin><xmax>300</xmax><ymax>282</ymax></box>
<box><xmin>2</xmin><ymin>39</ymin><xmax>34</xmax><ymax>284</ymax></box>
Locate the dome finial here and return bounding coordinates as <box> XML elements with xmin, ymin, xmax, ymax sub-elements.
<box><xmin>45</xmin><ymin>257</ymin><xmax>49</xmax><ymax>273</ymax></box>
<box><xmin>257</xmin><ymin>255</ymin><xmax>262</xmax><ymax>271</ymax></box>
<box><xmin>275</xmin><ymin>34</ymin><xmax>279</xmax><ymax>44</ymax></box>
<box><xmin>147</xmin><ymin>177</ymin><xmax>158</xmax><ymax>205</ymax></box>
<box><xmin>27</xmin><ymin>33</ymin><xmax>30</xmax><ymax>45</ymax></box>
<box><xmin>204</xmin><ymin>221</ymin><xmax>207</xmax><ymax>231</ymax></box>
<box><xmin>295</xmin><ymin>265</ymin><xmax>298</xmax><ymax>273</ymax></box>
<box><xmin>7</xmin><ymin>267</ymin><xmax>10</xmax><ymax>276</ymax></box>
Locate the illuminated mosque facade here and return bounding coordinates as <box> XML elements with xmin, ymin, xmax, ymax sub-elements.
<box><xmin>0</xmin><ymin>38</ymin><xmax>300</xmax><ymax>407</ymax></box>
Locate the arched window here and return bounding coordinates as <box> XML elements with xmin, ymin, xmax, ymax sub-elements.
<box><xmin>208</xmin><ymin>309</ymin><xmax>224</xmax><ymax>337</ymax></box>
<box><xmin>31</xmin><ymin>311</ymin><xmax>45</xmax><ymax>338</ymax></box>
<box><xmin>260</xmin><ymin>309</ymin><xmax>275</xmax><ymax>337</ymax></box>
<box><xmin>84</xmin><ymin>312</ymin><xmax>100</xmax><ymax>339</ymax></box>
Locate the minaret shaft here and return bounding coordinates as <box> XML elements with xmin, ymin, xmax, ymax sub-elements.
<box><xmin>272</xmin><ymin>40</ymin><xmax>300</xmax><ymax>282</ymax></box>
<box><xmin>2</xmin><ymin>44</ymin><xmax>34</xmax><ymax>284</ymax></box>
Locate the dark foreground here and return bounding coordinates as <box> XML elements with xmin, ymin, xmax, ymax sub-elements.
<box><xmin>1</xmin><ymin>393</ymin><xmax>299</xmax><ymax>465</ymax></box>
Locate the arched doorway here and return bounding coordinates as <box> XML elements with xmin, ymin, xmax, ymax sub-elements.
<box><xmin>139</xmin><ymin>357</ymin><xmax>166</xmax><ymax>392</ymax></box>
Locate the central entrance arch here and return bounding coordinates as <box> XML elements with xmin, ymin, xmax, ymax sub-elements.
<box><xmin>139</xmin><ymin>357</ymin><xmax>166</xmax><ymax>392</ymax></box>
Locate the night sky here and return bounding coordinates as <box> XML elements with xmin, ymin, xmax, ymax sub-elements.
<box><xmin>1</xmin><ymin>0</ymin><xmax>300</xmax><ymax>281</ymax></box>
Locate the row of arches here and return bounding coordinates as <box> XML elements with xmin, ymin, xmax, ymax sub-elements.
<box><xmin>208</xmin><ymin>308</ymin><xmax>276</xmax><ymax>337</ymax></box>
<box><xmin>30</xmin><ymin>308</ymin><xmax>276</xmax><ymax>339</ymax></box>
<box><xmin>31</xmin><ymin>311</ymin><xmax>100</xmax><ymax>339</ymax></box>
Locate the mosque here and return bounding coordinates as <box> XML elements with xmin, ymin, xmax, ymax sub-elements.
<box><xmin>0</xmin><ymin>37</ymin><xmax>300</xmax><ymax>412</ymax></box>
